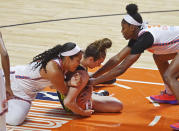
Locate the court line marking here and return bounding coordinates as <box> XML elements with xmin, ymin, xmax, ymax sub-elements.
<box><xmin>28</xmin><ymin>111</ymin><xmax>74</xmax><ymax>120</ymax></box>
<box><xmin>0</xmin><ymin>10</ymin><xmax>178</xmax><ymax>28</ymax></box>
<box><xmin>131</xmin><ymin>66</ymin><xmax>158</xmax><ymax>70</ymax></box>
<box><xmin>113</xmin><ymin>78</ymin><xmax>163</xmax><ymax>89</ymax></box>
<box><xmin>113</xmin><ymin>83</ymin><xmax>132</xmax><ymax>89</ymax></box>
<box><xmin>117</xmin><ymin>79</ymin><xmax>163</xmax><ymax>86</ymax></box>
<box><xmin>32</xmin><ymin>101</ymin><xmax>61</xmax><ymax>107</ymax></box>
<box><xmin>146</xmin><ymin>97</ymin><xmax>160</xmax><ymax>107</ymax></box>
<box><xmin>20</xmin><ymin>116</ymin><xmax>68</xmax><ymax>128</ymax></box>
<box><xmin>148</xmin><ymin>116</ymin><xmax>161</xmax><ymax>126</ymax></box>
<box><xmin>30</xmin><ymin>106</ymin><xmax>71</xmax><ymax>114</ymax></box>
<box><xmin>100</xmin><ymin>64</ymin><xmax>157</xmax><ymax>70</ymax></box>
<box><xmin>7</xmin><ymin>126</ymin><xmax>50</xmax><ymax>131</ymax></box>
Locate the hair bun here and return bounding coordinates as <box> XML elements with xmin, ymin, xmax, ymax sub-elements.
<box><xmin>101</xmin><ymin>38</ymin><xmax>112</xmax><ymax>48</ymax></box>
<box><xmin>126</xmin><ymin>4</ymin><xmax>138</xmax><ymax>15</ymax></box>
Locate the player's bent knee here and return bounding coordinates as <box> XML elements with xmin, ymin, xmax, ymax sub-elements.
<box><xmin>117</xmin><ymin>101</ymin><xmax>123</xmax><ymax>112</ymax></box>
<box><xmin>6</xmin><ymin>108</ymin><xmax>26</xmax><ymax>125</ymax></box>
<box><xmin>92</xmin><ymin>95</ymin><xmax>123</xmax><ymax>113</ymax></box>
<box><xmin>112</xmin><ymin>99</ymin><xmax>123</xmax><ymax>112</ymax></box>
<box><xmin>6</xmin><ymin>115</ymin><xmax>25</xmax><ymax>126</ymax></box>
<box><xmin>6</xmin><ymin>99</ymin><xmax>30</xmax><ymax>126</ymax></box>
<box><xmin>109</xmin><ymin>97</ymin><xmax>123</xmax><ymax>112</ymax></box>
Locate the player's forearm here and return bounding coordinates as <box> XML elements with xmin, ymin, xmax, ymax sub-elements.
<box><xmin>93</xmin><ymin>66</ymin><xmax>126</xmax><ymax>85</ymax></box>
<box><xmin>92</xmin><ymin>47</ymin><xmax>130</xmax><ymax>78</ymax></box>
<box><xmin>64</xmin><ymin>98</ymin><xmax>87</xmax><ymax>116</ymax></box>
<box><xmin>93</xmin><ymin>54</ymin><xmax>140</xmax><ymax>85</ymax></box>
<box><xmin>1</xmin><ymin>53</ymin><xmax>10</xmax><ymax>87</ymax></box>
<box><xmin>60</xmin><ymin>79</ymin><xmax>79</xmax><ymax>95</ymax></box>
<box><xmin>92</xmin><ymin>56</ymin><xmax>120</xmax><ymax>78</ymax></box>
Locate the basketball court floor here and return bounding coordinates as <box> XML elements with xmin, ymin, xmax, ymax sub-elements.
<box><xmin>0</xmin><ymin>0</ymin><xmax>179</xmax><ymax>130</ymax></box>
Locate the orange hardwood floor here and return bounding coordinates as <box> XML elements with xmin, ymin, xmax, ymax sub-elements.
<box><xmin>7</xmin><ymin>67</ymin><xmax>178</xmax><ymax>131</ymax></box>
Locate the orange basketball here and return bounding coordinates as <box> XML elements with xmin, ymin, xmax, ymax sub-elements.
<box><xmin>76</xmin><ymin>86</ymin><xmax>92</xmax><ymax>110</ymax></box>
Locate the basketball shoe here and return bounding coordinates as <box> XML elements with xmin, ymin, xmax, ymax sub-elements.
<box><xmin>93</xmin><ymin>90</ymin><xmax>109</xmax><ymax>96</ymax></box>
<box><xmin>150</xmin><ymin>90</ymin><xmax>178</xmax><ymax>104</ymax></box>
<box><xmin>171</xmin><ymin>122</ymin><xmax>179</xmax><ymax>130</ymax></box>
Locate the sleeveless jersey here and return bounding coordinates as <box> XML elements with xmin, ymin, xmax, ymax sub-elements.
<box><xmin>138</xmin><ymin>25</ymin><xmax>179</xmax><ymax>54</ymax></box>
<box><xmin>9</xmin><ymin>58</ymin><xmax>62</xmax><ymax>101</ymax></box>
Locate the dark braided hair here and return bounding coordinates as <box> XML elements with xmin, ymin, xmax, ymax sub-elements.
<box><xmin>31</xmin><ymin>42</ymin><xmax>80</xmax><ymax>71</ymax></box>
<box><xmin>122</xmin><ymin>4</ymin><xmax>143</xmax><ymax>28</ymax></box>
<box><xmin>84</xmin><ymin>38</ymin><xmax>112</xmax><ymax>61</ymax></box>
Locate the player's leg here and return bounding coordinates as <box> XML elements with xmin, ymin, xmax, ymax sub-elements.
<box><xmin>6</xmin><ymin>99</ymin><xmax>31</xmax><ymax>126</ymax></box>
<box><xmin>92</xmin><ymin>94</ymin><xmax>123</xmax><ymax>112</ymax></box>
<box><xmin>164</xmin><ymin>53</ymin><xmax>179</xmax><ymax>102</ymax></box>
<box><xmin>150</xmin><ymin>53</ymin><xmax>177</xmax><ymax>104</ymax></box>
<box><xmin>164</xmin><ymin>53</ymin><xmax>179</xmax><ymax>130</ymax></box>
<box><xmin>0</xmin><ymin>70</ymin><xmax>7</xmax><ymax>131</ymax></box>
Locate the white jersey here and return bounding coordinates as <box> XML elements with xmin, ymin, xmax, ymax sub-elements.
<box><xmin>138</xmin><ymin>25</ymin><xmax>179</xmax><ymax>54</ymax></box>
<box><xmin>9</xmin><ymin>58</ymin><xmax>62</xmax><ymax>101</ymax></box>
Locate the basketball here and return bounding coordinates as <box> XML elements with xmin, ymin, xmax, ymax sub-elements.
<box><xmin>76</xmin><ymin>86</ymin><xmax>92</xmax><ymax>110</ymax></box>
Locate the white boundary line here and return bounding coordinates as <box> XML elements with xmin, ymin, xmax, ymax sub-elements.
<box><xmin>130</xmin><ymin>66</ymin><xmax>158</xmax><ymax>70</ymax></box>
<box><xmin>100</xmin><ymin>63</ymin><xmax>158</xmax><ymax>70</ymax></box>
<box><xmin>113</xmin><ymin>83</ymin><xmax>132</xmax><ymax>89</ymax></box>
<box><xmin>117</xmin><ymin>79</ymin><xmax>163</xmax><ymax>86</ymax></box>
<box><xmin>148</xmin><ymin>116</ymin><xmax>161</xmax><ymax>126</ymax></box>
<box><xmin>114</xmin><ymin>78</ymin><xmax>163</xmax><ymax>90</ymax></box>
<box><xmin>146</xmin><ymin>97</ymin><xmax>160</xmax><ymax>107</ymax></box>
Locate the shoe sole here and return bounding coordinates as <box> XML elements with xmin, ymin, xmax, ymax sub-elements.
<box><xmin>150</xmin><ymin>96</ymin><xmax>178</xmax><ymax>104</ymax></box>
<box><xmin>170</xmin><ymin>125</ymin><xmax>179</xmax><ymax>130</ymax></box>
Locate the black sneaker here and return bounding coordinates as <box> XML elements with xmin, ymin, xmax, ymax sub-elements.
<box><xmin>93</xmin><ymin>90</ymin><xmax>109</xmax><ymax>96</ymax></box>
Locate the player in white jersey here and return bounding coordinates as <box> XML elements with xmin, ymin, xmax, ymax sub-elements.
<box><xmin>0</xmin><ymin>32</ymin><xmax>13</xmax><ymax>131</ymax></box>
<box><xmin>5</xmin><ymin>42</ymin><xmax>84</xmax><ymax>126</ymax></box>
<box><xmin>86</xmin><ymin>4</ymin><xmax>179</xmax><ymax>130</ymax></box>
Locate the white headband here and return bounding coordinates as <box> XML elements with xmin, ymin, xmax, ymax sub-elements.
<box><xmin>123</xmin><ymin>14</ymin><xmax>148</xmax><ymax>29</ymax></box>
<box><xmin>123</xmin><ymin>14</ymin><xmax>142</xmax><ymax>26</ymax></box>
<box><xmin>58</xmin><ymin>45</ymin><xmax>81</xmax><ymax>57</ymax></box>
